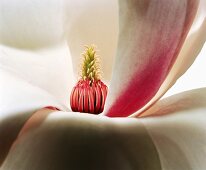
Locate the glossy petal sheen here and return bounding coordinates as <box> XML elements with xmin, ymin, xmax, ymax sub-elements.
<box><xmin>104</xmin><ymin>0</ymin><xmax>200</xmax><ymax>117</ymax></box>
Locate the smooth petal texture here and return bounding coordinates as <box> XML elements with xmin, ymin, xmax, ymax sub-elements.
<box><xmin>0</xmin><ymin>0</ymin><xmax>77</xmax><ymax>165</ymax></box>
<box><xmin>140</xmin><ymin>88</ymin><xmax>206</xmax><ymax>169</ymax></box>
<box><xmin>66</xmin><ymin>0</ymin><xmax>118</xmax><ymax>82</ymax></box>
<box><xmin>104</xmin><ymin>0</ymin><xmax>200</xmax><ymax>117</ymax></box>
<box><xmin>0</xmin><ymin>0</ymin><xmax>75</xmax><ymax>107</ymax></box>
<box><xmin>1</xmin><ymin>111</ymin><xmax>161</xmax><ymax>170</ymax></box>
<box><xmin>133</xmin><ymin>0</ymin><xmax>206</xmax><ymax>117</ymax></box>
<box><xmin>0</xmin><ymin>0</ymin><xmax>65</xmax><ymax>49</ymax></box>
<box><xmin>0</xmin><ymin>44</ymin><xmax>74</xmax><ymax>107</ymax></box>
<box><xmin>0</xmin><ymin>68</ymin><xmax>67</xmax><ymax>165</ymax></box>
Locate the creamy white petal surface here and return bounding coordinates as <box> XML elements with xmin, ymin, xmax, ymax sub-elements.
<box><xmin>0</xmin><ymin>65</ymin><xmax>68</xmax><ymax>165</ymax></box>
<box><xmin>0</xmin><ymin>44</ymin><xmax>74</xmax><ymax>106</ymax></box>
<box><xmin>140</xmin><ymin>88</ymin><xmax>206</xmax><ymax>170</ymax></box>
<box><xmin>1</xmin><ymin>89</ymin><xmax>206</xmax><ymax>170</ymax></box>
<box><xmin>0</xmin><ymin>0</ymin><xmax>75</xmax><ymax>106</ymax></box>
<box><xmin>66</xmin><ymin>0</ymin><xmax>118</xmax><ymax>82</ymax></box>
<box><xmin>0</xmin><ymin>0</ymin><xmax>65</xmax><ymax>48</ymax></box>
<box><xmin>1</xmin><ymin>112</ymin><xmax>160</xmax><ymax>170</ymax></box>
<box><xmin>0</xmin><ymin>0</ymin><xmax>74</xmax><ymax>165</ymax></box>
<box><xmin>164</xmin><ymin>42</ymin><xmax>206</xmax><ymax>97</ymax></box>
<box><xmin>0</xmin><ymin>1</ymin><xmax>206</xmax><ymax>170</ymax></box>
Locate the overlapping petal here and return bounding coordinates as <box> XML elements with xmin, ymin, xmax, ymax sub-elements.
<box><xmin>0</xmin><ymin>68</ymin><xmax>67</xmax><ymax>166</ymax></box>
<box><xmin>133</xmin><ymin>0</ymin><xmax>206</xmax><ymax>117</ymax></box>
<box><xmin>104</xmin><ymin>0</ymin><xmax>204</xmax><ymax>117</ymax></box>
<box><xmin>0</xmin><ymin>1</ymin><xmax>206</xmax><ymax>169</ymax></box>
<box><xmin>140</xmin><ymin>88</ymin><xmax>206</xmax><ymax>169</ymax></box>
<box><xmin>1</xmin><ymin>111</ymin><xmax>160</xmax><ymax>170</ymax></box>
<box><xmin>0</xmin><ymin>0</ymin><xmax>75</xmax><ymax>107</ymax></box>
<box><xmin>2</xmin><ymin>88</ymin><xmax>206</xmax><ymax>169</ymax></box>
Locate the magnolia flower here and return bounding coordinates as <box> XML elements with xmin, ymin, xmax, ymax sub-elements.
<box><xmin>0</xmin><ymin>0</ymin><xmax>206</xmax><ymax>170</ymax></box>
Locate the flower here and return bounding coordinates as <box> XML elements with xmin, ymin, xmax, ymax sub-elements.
<box><xmin>0</xmin><ymin>0</ymin><xmax>206</xmax><ymax>170</ymax></box>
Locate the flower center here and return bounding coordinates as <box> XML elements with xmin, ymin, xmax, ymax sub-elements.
<box><xmin>70</xmin><ymin>45</ymin><xmax>108</xmax><ymax>114</ymax></box>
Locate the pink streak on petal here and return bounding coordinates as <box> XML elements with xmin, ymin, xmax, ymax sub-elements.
<box><xmin>105</xmin><ymin>0</ymin><xmax>199</xmax><ymax>117</ymax></box>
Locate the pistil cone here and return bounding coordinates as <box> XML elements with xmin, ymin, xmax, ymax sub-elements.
<box><xmin>70</xmin><ymin>45</ymin><xmax>108</xmax><ymax>114</ymax></box>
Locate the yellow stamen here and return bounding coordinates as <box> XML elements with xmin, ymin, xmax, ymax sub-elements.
<box><xmin>80</xmin><ymin>45</ymin><xmax>101</xmax><ymax>82</ymax></box>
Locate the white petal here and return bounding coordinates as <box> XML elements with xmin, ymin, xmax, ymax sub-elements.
<box><xmin>2</xmin><ymin>111</ymin><xmax>161</xmax><ymax>169</ymax></box>
<box><xmin>0</xmin><ymin>67</ymin><xmax>68</xmax><ymax>165</ymax></box>
<box><xmin>0</xmin><ymin>0</ymin><xmax>66</xmax><ymax>48</ymax></box>
<box><xmin>0</xmin><ymin>1</ymin><xmax>75</xmax><ymax>106</ymax></box>
<box><xmin>140</xmin><ymin>88</ymin><xmax>206</xmax><ymax>170</ymax></box>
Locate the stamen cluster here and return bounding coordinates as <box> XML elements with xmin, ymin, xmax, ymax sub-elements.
<box><xmin>70</xmin><ymin>45</ymin><xmax>108</xmax><ymax>114</ymax></box>
<box><xmin>80</xmin><ymin>45</ymin><xmax>101</xmax><ymax>82</ymax></box>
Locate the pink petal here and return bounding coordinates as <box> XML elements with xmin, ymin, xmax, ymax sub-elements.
<box><xmin>133</xmin><ymin>0</ymin><xmax>206</xmax><ymax>117</ymax></box>
<box><xmin>104</xmin><ymin>0</ymin><xmax>201</xmax><ymax>117</ymax></box>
